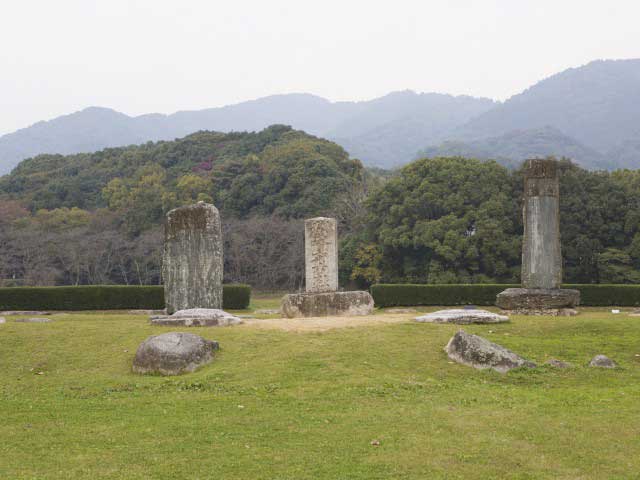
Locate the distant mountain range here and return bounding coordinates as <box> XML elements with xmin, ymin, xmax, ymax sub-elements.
<box><xmin>1</xmin><ymin>58</ymin><xmax>639</xmax><ymax>174</ymax></box>
<box><xmin>441</xmin><ymin>58</ymin><xmax>640</xmax><ymax>170</ymax></box>
<box><xmin>0</xmin><ymin>92</ymin><xmax>494</xmax><ymax>175</ymax></box>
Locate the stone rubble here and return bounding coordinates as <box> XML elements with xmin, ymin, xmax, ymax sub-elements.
<box><xmin>588</xmin><ymin>354</ymin><xmax>617</xmax><ymax>368</ymax></box>
<box><xmin>545</xmin><ymin>359</ymin><xmax>572</xmax><ymax>368</ymax></box>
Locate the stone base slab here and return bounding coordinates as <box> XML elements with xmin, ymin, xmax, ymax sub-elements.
<box><xmin>281</xmin><ymin>291</ymin><xmax>374</xmax><ymax>318</ymax></box>
<box><xmin>151</xmin><ymin>308</ymin><xmax>242</xmax><ymax>327</ymax></box>
<box><xmin>496</xmin><ymin>288</ymin><xmax>580</xmax><ymax>312</ymax></box>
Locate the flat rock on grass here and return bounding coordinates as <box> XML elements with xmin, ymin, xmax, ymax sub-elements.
<box><xmin>415</xmin><ymin>309</ymin><xmax>508</xmax><ymax>324</ymax></box>
<box><xmin>589</xmin><ymin>355</ymin><xmax>617</xmax><ymax>368</ymax></box>
<box><xmin>545</xmin><ymin>359</ymin><xmax>572</xmax><ymax>368</ymax></box>
<box><xmin>13</xmin><ymin>317</ymin><xmax>52</xmax><ymax>323</ymax></box>
<box><xmin>133</xmin><ymin>332</ymin><xmax>219</xmax><ymax>375</ymax></box>
<box><xmin>445</xmin><ymin>330</ymin><xmax>536</xmax><ymax>373</ymax></box>
<box><xmin>151</xmin><ymin>308</ymin><xmax>242</xmax><ymax>327</ymax></box>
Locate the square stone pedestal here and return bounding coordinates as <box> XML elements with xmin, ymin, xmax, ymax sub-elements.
<box><xmin>496</xmin><ymin>288</ymin><xmax>580</xmax><ymax>315</ymax></box>
<box><xmin>281</xmin><ymin>291</ymin><xmax>374</xmax><ymax>318</ymax></box>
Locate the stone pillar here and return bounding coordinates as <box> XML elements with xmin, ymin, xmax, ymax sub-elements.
<box><xmin>163</xmin><ymin>202</ymin><xmax>223</xmax><ymax>314</ymax></box>
<box><xmin>521</xmin><ymin>159</ymin><xmax>562</xmax><ymax>289</ymax></box>
<box><xmin>304</xmin><ymin>217</ymin><xmax>338</xmax><ymax>293</ymax></box>
<box><xmin>496</xmin><ymin>158</ymin><xmax>579</xmax><ymax>314</ymax></box>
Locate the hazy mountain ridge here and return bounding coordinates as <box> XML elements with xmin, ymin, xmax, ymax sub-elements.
<box><xmin>427</xmin><ymin>58</ymin><xmax>640</xmax><ymax>168</ymax></box>
<box><xmin>1</xmin><ymin>58</ymin><xmax>639</xmax><ymax>174</ymax></box>
<box><xmin>0</xmin><ymin>92</ymin><xmax>494</xmax><ymax>175</ymax></box>
<box><xmin>456</xmin><ymin>59</ymin><xmax>640</xmax><ymax>151</ymax></box>
<box><xmin>330</xmin><ymin>91</ymin><xmax>496</xmax><ymax>166</ymax></box>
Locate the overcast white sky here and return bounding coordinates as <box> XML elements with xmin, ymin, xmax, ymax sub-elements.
<box><xmin>1</xmin><ymin>0</ymin><xmax>639</xmax><ymax>135</ymax></box>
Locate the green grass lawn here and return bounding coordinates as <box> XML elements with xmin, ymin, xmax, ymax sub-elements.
<box><xmin>1</xmin><ymin>301</ymin><xmax>639</xmax><ymax>479</ymax></box>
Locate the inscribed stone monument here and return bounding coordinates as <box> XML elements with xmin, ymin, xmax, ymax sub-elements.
<box><xmin>163</xmin><ymin>202</ymin><xmax>223</xmax><ymax>314</ymax></box>
<box><xmin>305</xmin><ymin>217</ymin><xmax>339</xmax><ymax>293</ymax></box>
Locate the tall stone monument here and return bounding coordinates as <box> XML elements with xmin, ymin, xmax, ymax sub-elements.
<box><xmin>281</xmin><ymin>217</ymin><xmax>374</xmax><ymax>318</ymax></box>
<box><xmin>163</xmin><ymin>202</ymin><xmax>223</xmax><ymax>314</ymax></box>
<box><xmin>305</xmin><ymin>217</ymin><xmax>339</xmax><ymax>293</ymax></box>
<box><xmin>496</xmin><ymin>159</ymin><xmax>580</xmax><ymax>313</ymax></box>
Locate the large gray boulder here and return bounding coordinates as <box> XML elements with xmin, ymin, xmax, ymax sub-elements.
<box><xmin>589</xmin><ymin>355</ymin><xmax>617</xmax><ymax>368</ymax></box>
<box><xmin>133</xmin><ymin>332</ymin><xmax>219</xmax><ymax>375</ymax></box>
<box><xmin>150</xmin><ymin>308</ymin><xmax>242</xmax><ymax>327</ymax></box>
<box><xmin>415</xmin><ymin>309</ymin><xmax>508</xmax><ymax>324</ymax></box>
<box><xmin>445</xmin><ymin>330</ymin><xmax>536</xmax><ymax>373</ymax></box>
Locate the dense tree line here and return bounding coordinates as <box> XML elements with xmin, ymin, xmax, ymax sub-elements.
<box><xmin>1</xmin><ymin>126</ymin><xmax>640</xmax><ymax>288</ymax></box>
<box><xmin>0</xmin><ymin>203</ymin><xmax>307</xmax><ymax>290</ymax></box>
<box><xmin>348</xmin><ymin>158</ymin><xmax>640</xmax><ymax>286</ymax></box>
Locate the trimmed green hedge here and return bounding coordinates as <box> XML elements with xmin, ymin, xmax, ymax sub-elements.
<box><xmin>571</xmin><ymin>284</ymin><xmax>640</xmax><ymax>307</ymax></box>
<box><xmin>370</xmin><ymin>284</ymin><xmax>516</xmax><ymax>307</ymax></box>
<box><xmin>370</xmin><ymin>284</ymin><xmax>640</xmax><ymax>307</ymax></box>
<box><xmin>221</xmin><ymin>284</ymin><xmax>252</xmax><ymax>309</ymax></box>
<box><xmin>0</xmin><ymin>284</ymin><xmax>251</xmax><ymax>311</ymax></box>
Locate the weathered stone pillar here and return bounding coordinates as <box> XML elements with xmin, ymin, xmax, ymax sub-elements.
<box><xmin>521</xmin><ymin>159</ymin><xmax>562</xmax><ymax>289</ymax></box>
<box><xmin>281</xmin><ymin>216</ymin><xmax>374</xmax><ymax>318</ymax></box>
<box><xmin>496</xmin><ymin>159</ymin><xmax>579</xmax><ymax>314</ymax></box>
<box><xmin>163</xmin><ymin>202</ymin><xmax>223</xmax><ymax>314</ymax></box>
<box><xmin>305</xmin><ymin>217</ymin><xmax>338</xmax><ymax>293</ymax></box>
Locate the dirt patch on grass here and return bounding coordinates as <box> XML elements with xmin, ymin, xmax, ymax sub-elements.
<box><xmin>241</xmin><ymin>313</ymin><xmax>414</xmax><ymax>332</ymax></box>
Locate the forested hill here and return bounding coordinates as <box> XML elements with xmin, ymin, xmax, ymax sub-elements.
<box><xmin>0</xmin><ymin>125</ymin><xmax>365</xmax><ymax>224</ymax></box>
<box><xmin>417</xmin><ymin>127</ymin><xmax>611</xmax><ymax>170</ymax></box>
